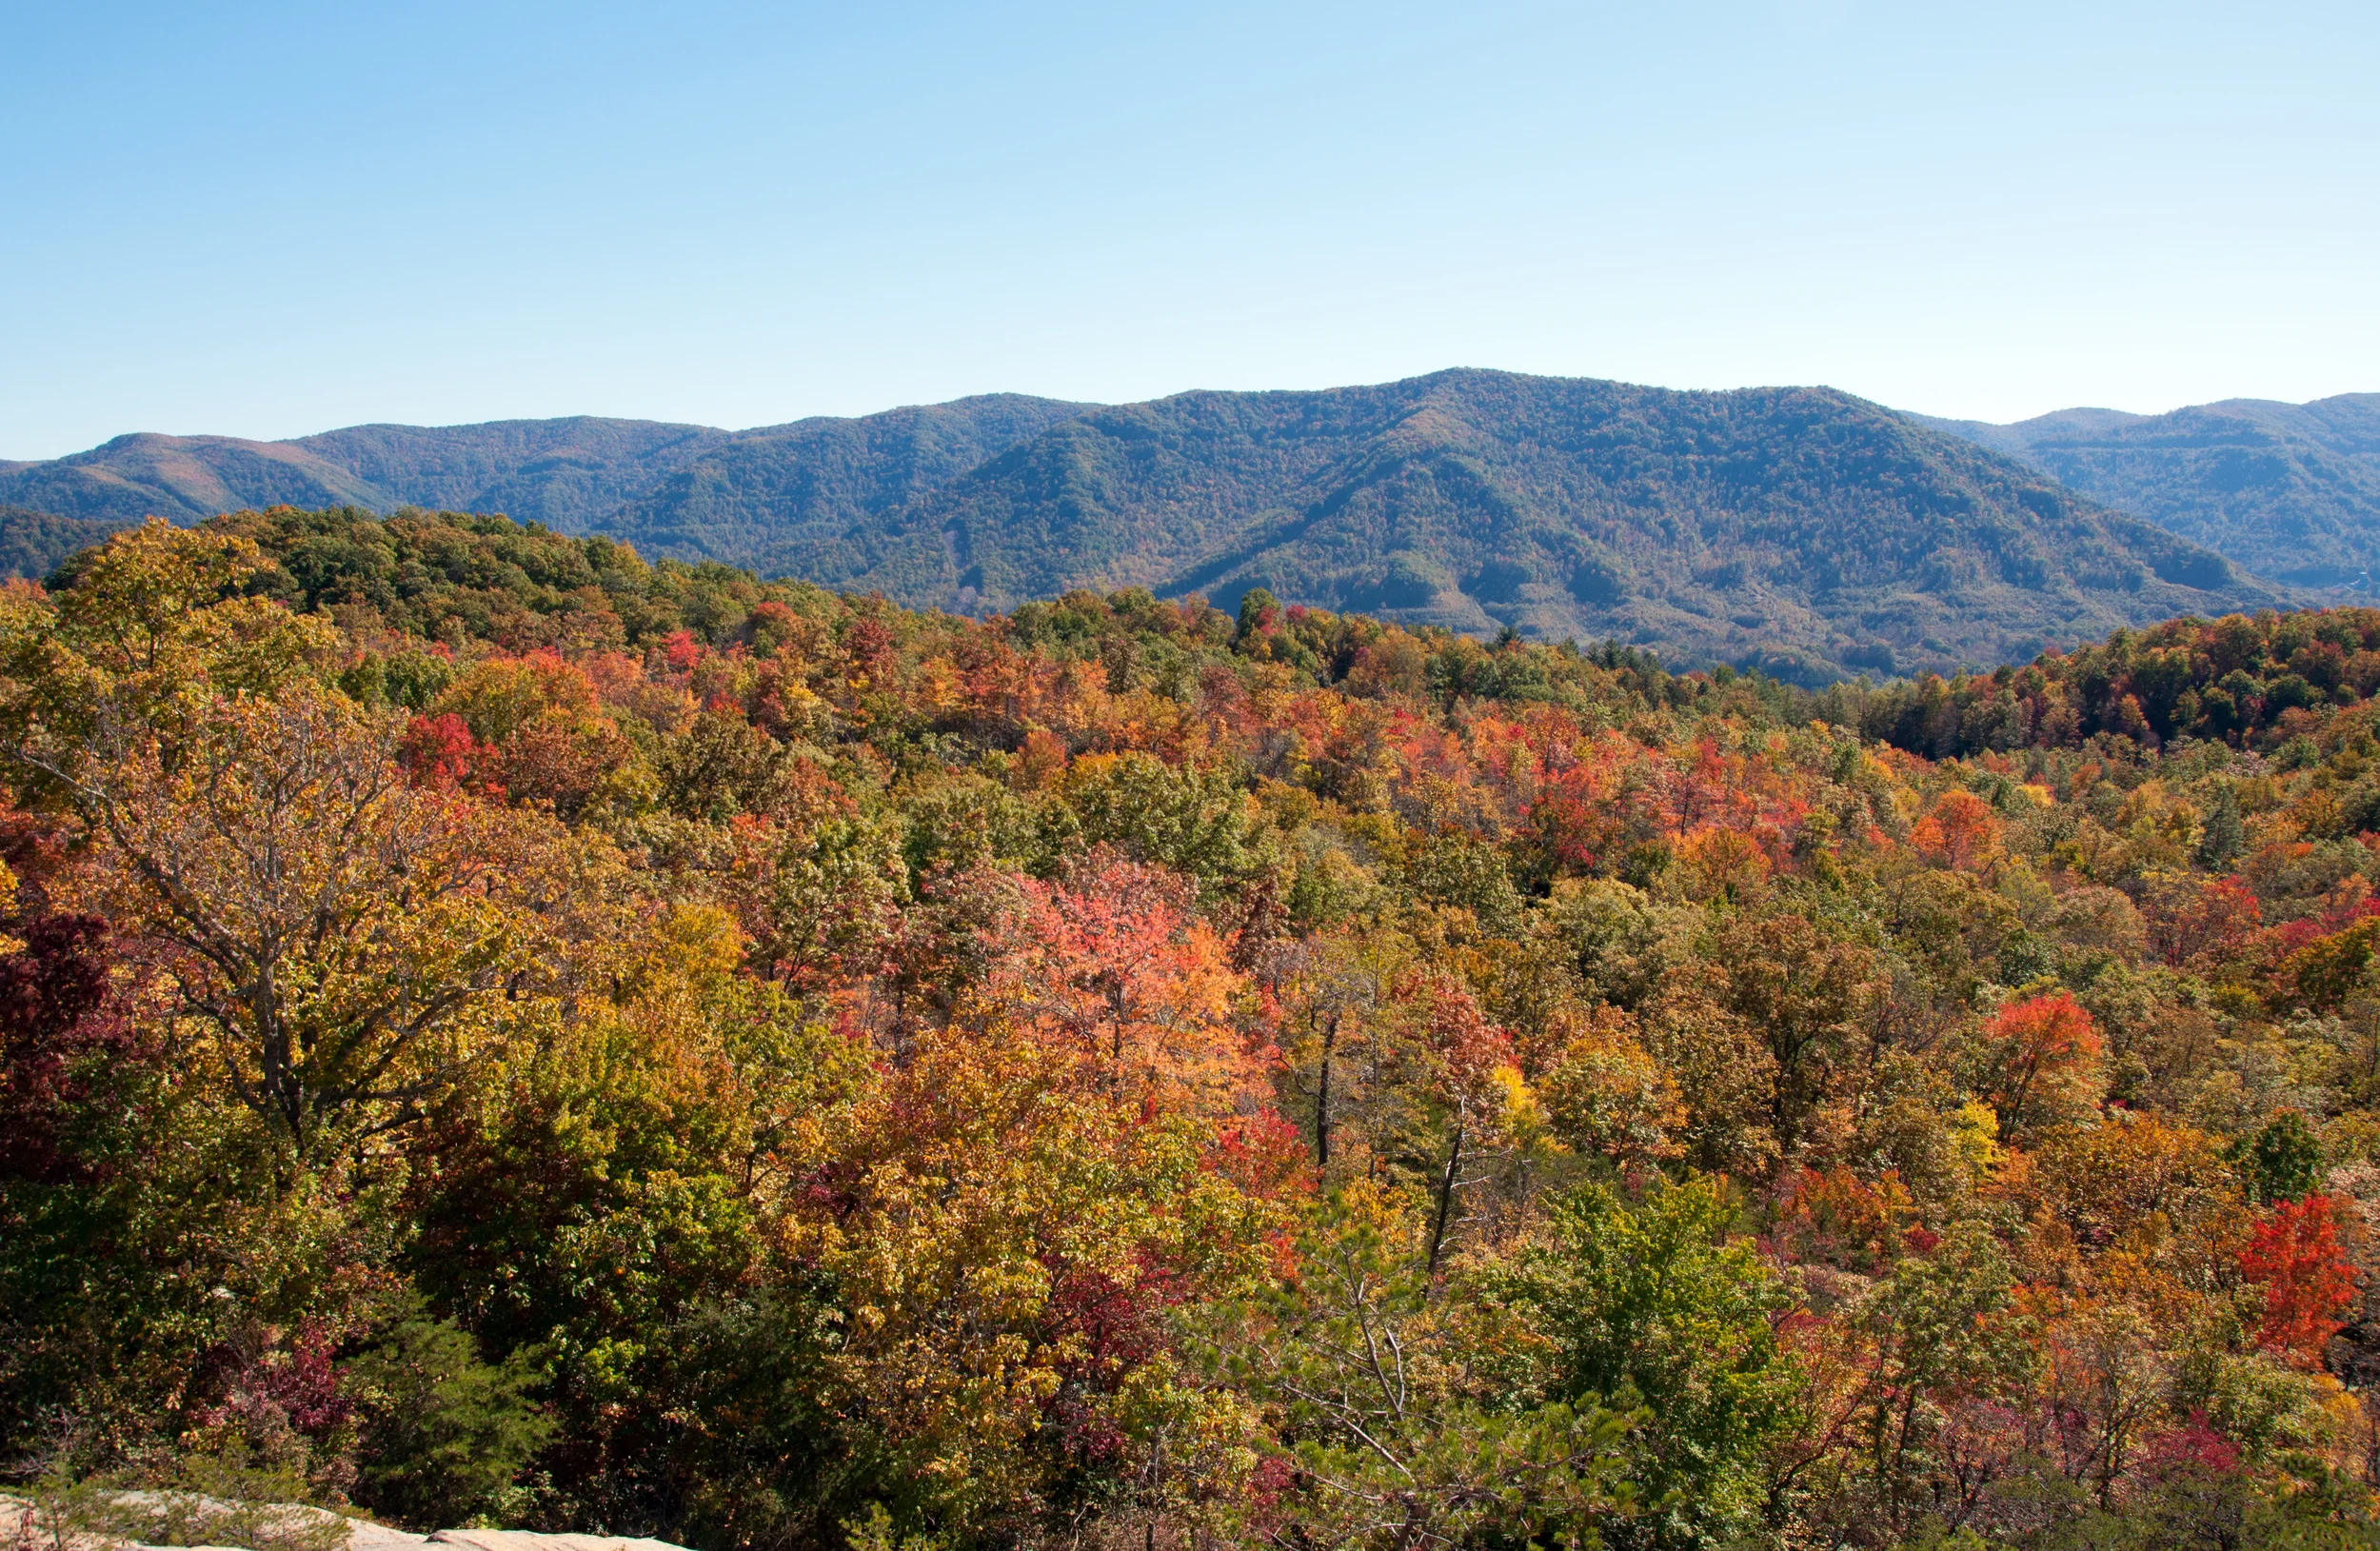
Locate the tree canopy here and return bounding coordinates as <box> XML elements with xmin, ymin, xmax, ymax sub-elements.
<box><xmin>8</xmin><ymin>508</ymin><xmax>2380</xmax><ymax>1551</ymax></box>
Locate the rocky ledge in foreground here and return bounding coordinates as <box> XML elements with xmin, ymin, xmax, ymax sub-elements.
<box><xmin>1</xmin><ymin>1494</ymin><xmax>691</xmax><ymax>1551</ymax></box>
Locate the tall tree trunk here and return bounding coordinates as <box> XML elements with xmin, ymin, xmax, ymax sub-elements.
<box><xmin>1426</xmin><ymin>1111</ymin><xmax>1464</xmax><ymax>1278</ymax></box>
<box><xmin>1315</xmin><ymin>1010</ymin><xmax>1339</xmax><ymax>1168</ymax></box>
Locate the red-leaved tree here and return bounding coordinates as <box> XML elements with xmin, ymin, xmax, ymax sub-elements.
<box><xmin>2238</xmin><ymin>1194</ymin><xmax>2357</xmax><ymax>1367</ymax></box>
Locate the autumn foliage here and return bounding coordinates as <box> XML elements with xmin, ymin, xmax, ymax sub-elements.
<box><xmin>13</xmin><ymin>511</ymin><xmax>2380</xmax><ymax>1550</ymax></box>
<box><xmin>2240</xmin><ymin>1195</ymin><xmax>2359</xmax><ymax>1367</ymax></box>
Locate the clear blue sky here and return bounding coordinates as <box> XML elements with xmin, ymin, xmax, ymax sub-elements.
<box><xmin>3</xmin><ymin>0</ymin><xmax>2374</xmax><ymax>459</ymax></box>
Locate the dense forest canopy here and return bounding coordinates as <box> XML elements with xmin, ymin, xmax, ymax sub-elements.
<box><xmin>12</xmin><ymin>507</ymin><xmax>2380</xmax><ymax>1549</ymax></box>
<box><xmin>0</xmin><ymin>507</ymin><xmax>121</xmax><ymax>587</ymax></box>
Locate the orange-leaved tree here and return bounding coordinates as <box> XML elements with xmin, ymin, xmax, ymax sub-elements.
<box><xmin>1983</xmin><ymin>991</ymin><xmax>2105</xmax><ymax>1140</ymax></box>
<box><xmin>978</xmin><ymin>851</ymin><xmax>1269</xmax><ymax>1119</ymax></box>
<box><xmin>1911</xmin><ymin>787</ymin><xmax>2004</xmax><ymax>874</ymax></box>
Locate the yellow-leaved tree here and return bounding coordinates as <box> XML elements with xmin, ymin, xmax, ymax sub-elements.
<box><xmin>0</xmin><ymin>522</ymin><xmax>577</xmax><ymax>1165</ymax></box>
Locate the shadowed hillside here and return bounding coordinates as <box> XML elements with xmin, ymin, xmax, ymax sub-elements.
<box><xmin>0</xmin><ymin>507</ymin><xmax>129</xmax><ymax>580</ymax></box>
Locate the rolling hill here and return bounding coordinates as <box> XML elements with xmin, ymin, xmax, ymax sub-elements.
<box><xmin>1916</xmin><ymin>394</ymin><xmax>2380</xmax><ymax>589</ymax></box>
<box><xmin>0</xmin><ymin>371</ymin><xmax>2291</xmax><ymax>680</ymax></box>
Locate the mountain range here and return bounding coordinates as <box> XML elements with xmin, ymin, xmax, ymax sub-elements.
<box><xmin>2</xmin><ymin>369</ymin><xmax>2339</xmax><ymax>682</ymax></box>
<box><xmin>1915</xmin><ymin>394</ymin><xmax>2380</xmax><ymax>589</ymax></box>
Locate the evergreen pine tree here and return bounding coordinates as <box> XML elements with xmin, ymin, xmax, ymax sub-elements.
<box><xmin>2197</xmin><ymin>780</ymin><xmax>2245</xmax><ymax>867</ymax></box>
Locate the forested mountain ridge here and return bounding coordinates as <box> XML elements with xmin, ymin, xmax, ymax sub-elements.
<box><xmin>12</xmin><ymin>507</ymin><xmax>2380</xmax><ymax>1550</ymax></box>
<box><xmin>0</xmin><ymin>418</ymin><xmax>724</xmax><ymax>529</ymax></box>
<box><xmin>602</xmin><ymin>392</ymin><xmax>1097</xmax><ymax>567</ymax></box>
<box><xmin>790</xmin><ymin>368</ymin><xmax>2278</xmax><ymax>681</ymax></box>
<box><xmin>293</xmin><ymin>416</ymin><xmax>735</xmax><ymax>529</ymax></box>
<box><xmin>0</xmin><ymin>395</ymin><xmax>1093</xmax><ymax>548</ymax></box>
<box><xmin>1919</xmin><ymin>393</ymin><xmax>2380</xmax><ymax>588</ymax></box>
<box><xmin>2</xmin><ymin>373</ymin><xmax>2286</xmax><ymax>681</ymax></box>
<box><xmin>0</xmin><ymin>429</ymin><xmax>394</xmax><ymax>525</ymax></box>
